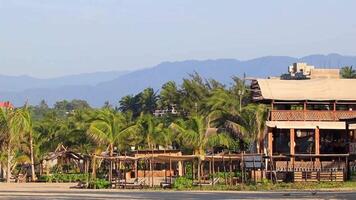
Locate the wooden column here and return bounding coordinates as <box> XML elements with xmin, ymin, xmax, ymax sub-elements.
<box><xmin>134</xmin><ymin>160</ymin><xmax>138</xmax><ymax>179</ymax></box>
<box><xmin>290</xmin><ymin>129</ymin><xmax>295</xmax><ymax>162</ymax></box>
<box><xmin>315</xmin><ymin>127</ymin><xmax>320</xmax><ymax>162</ymax></box>
<box><xmin>315</xmin><ymin>127</ymin><xmax>320</xmax><ymax>155</ymax></box>
<box><xmin>268</xmin><ymin>129</ymin><xmax>273</xmax><ymax>156</ymax></box>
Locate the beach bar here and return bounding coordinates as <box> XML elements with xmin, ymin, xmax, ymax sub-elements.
<box><xmin>252</xmin><ymin>76</ymin><xmax>356</xmax><ymax>182</ymax></box>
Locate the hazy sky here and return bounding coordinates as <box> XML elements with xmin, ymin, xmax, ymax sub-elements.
<box><xmin>1</xmin><ymin>0</ymin><xmax>356</xmax><ymax>78</ymax></box>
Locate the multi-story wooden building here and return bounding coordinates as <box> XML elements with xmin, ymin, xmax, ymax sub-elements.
<box><xmin>252</xmin><ymin>73</ymin><xmax>356</xmax><ymax>182</ymax></box>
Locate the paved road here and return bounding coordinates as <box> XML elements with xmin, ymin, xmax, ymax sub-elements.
<box><xmin>0</xmin><ymin>183</ymin><xmax>355</xmax><ymax>199</ymax></box>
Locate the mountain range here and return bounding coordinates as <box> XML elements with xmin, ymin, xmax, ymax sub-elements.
<box><xmin>1</xmin><ymin>53</ymin><xmax>355</xmax><ymax>107</ymax></box>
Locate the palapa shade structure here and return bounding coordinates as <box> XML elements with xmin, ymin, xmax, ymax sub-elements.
<box><xmin>253</xmin><ymin>79</ymin><xmax>356</xmax><ymax>101</ymax></box>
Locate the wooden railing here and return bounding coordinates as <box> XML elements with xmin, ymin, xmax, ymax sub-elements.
<box><xmin>270</xmin><ymin>110</ymin><xmax>356</xmax><ymax>121</ymax></box>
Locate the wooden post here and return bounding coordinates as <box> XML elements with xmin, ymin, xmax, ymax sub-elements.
<box><xmin>290</xmin><ymin>129</ymin><xmax>295</xmax><ymax>163</ymax></box>
<box><xmin>315</xmin><ymin>127</ymin><xmax>320</xmax><ymax>162</ymax></box>
<box><xmin>134</xmin><ymin>160</ymin><xmax>138</xmax><ymax>179</ymax></box>
<box><xmin>268</xmin><ymin>129</ymin><xmax>273</xmax><ymax>156</ymax></box>
<box><xmin>241</xmin><ymin>152</ymin><xmax>245</xmax><ymax>185</ymax></box>
<box><xmin>229</xmin><ymin>155</ymin><xmax>233</xmax><ymax>186</ymax></box>
<box><xmin>212</xmin><ymin>153</ymin><xmax>215</xmax><ymax>187</ymax></box>
<box><xmin>92</xmin><ymin>155</ymin><xmax>96</xmax><ymax>179</ymax></box>
<box><xmin>169</xmin><ymin>158</ymin><xmax>172</xmax><ymax>184</ymax></box>
<box><xmin>223</xmin><ymin>155</ymin><xmax>227</xmax><ymax>185</ymax></box>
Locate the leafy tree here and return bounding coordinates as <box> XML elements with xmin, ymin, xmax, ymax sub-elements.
<box><xmin>119</xmin><ymin>95</ymin><xmax>141</xmax><ymax>117</ymax></box>
<box><xmin>170</xmin><ymin>115</ymin><xmax>234</xmax><ymax>181</ymax></box>
<box><xmin>138</xmin><ymin>114</ymin><xmax>173</xmax><ymax>150</ymax></box>
<box><xmin>87</xmin><ymin>109</ymin><xmax>140</xmax><ymax>182</ymax></box>
<box><xmin>139</xmin><ymin>88</ymin><xmax>158</xmax><ymax>114</ymax></box>
<box><xmin>158</xmin><ymin>81</ymin><xmax>181</xmax><ymax>109</ymax></box>
<box><xmin>18</xmin><ymin>106</ymin><xmax>37</xmax><ymax>181</ymax></box>
<box><xmin>180</xmin><ymin>73</ymin><xmax>210</xmax><ymax>114</ymax></box>
<box><xmin>0</xmin><ymin>107</ymin><xmax>29</xmax><ymax>182</ymax></box>
<box><xmin>340</xmin><ymin>66</ymin><xmax>356</xmax><ymax>78</ymax></box>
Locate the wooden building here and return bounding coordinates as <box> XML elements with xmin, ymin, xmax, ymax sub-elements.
<box><xmin>252</xmin><ymin>78</ymin><xmax>356</xmax><ymax>182</ymax></box>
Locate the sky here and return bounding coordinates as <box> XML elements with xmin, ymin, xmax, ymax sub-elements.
<box><xmin>0</xmin><ymin>0</ymin><xmax>356</xmax><ymax>78</ymax></box>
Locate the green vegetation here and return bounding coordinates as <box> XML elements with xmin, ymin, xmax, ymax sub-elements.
<box><xmin>0</xmin><ymin>73</ymin><xmax>268</xmax><ymax>184</ymax></box>
<box><xmin>171</xmin><ymin>181</ymin><xmax>356</xmax><ymax>191</ymax></box>
<box><xmin>340</xmin><ymin>66</ymin><xmax>356</xmax><ymax>78</ymax></box>
<box><xmin>89</xmin><ymin>178</ymin><xmax>111</xmax><ymax>189</ymax></box>
<box><xmin>38</xmin><ymin>173</ymin><xmax>89</xmax><ymax>183</ymax></box>
<box><xmin>173</xmin><ymin>177</ymin><xmax>193</xmax><ymax>190</ymax></box>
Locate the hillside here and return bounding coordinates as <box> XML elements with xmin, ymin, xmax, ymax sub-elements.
<box><xmin>1</xmin><ymin>54</ymin><xmax>355</xmax><ymax>107</ymax></box>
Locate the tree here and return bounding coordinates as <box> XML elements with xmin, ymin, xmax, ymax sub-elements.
<box><xmin>19</xmin><ymin>106</ymin><xmax>37</xmax><ymax>181</ymax></box>
<box><xmin>139</xmin><ymin>88</ymin><xmax>158</xmax><ymax>114</ymax></box>
<box><xmin>158</xmin><ymin>81</ymin><xmax>181</xmax><ymax>109</ymax></box>
<box><xmin>340</xmin><ymin>66</ymin><xmax>356</xmax><ymax>78</ymax></box>
<box><xmin>170</xmin><ymin>115</ymin><xmax>233</xmax><ymax>181</ymax></box>
<box><xmin>180</xmin><ymin>73</ymin><xmax>210</xmax><ymax>114</ymax></box>
<box><xmin>119</xmin><ymin>95</ymin><xmax>141</xmax><ymax>117</ymax></box>
<box><xmin>0</xmin><ymin>107</ymin><xmax>28</xmax><ymax>182</ymax></box>
<box><xmin>87</xmin><ymin>109</ymin><xmax>140</xmax><ymax>182</ymax></box>
<box><xmin>138</xmin><ymin>114</ymin><xmax>172</xmax><ymax>150</ymax></box>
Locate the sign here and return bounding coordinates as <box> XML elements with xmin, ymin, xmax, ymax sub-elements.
<box><xmin>243</xmin><ymin>156</ymin><xmax>263</xmax><ymax>169</ymax></box>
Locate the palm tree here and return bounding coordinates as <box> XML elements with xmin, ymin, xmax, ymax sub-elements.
<box><xmin>18</xmin><ymin>106</ymin><xmax>37</xmax><ymax>181</ymax></box>
<box><xmin>340</xmin><ymin>66</ymin><xmax>356</xmax><ymax>78</ymax></box>
<box><xmin>138</xmin><ymin>114</ymin><xmax>172</xmax><ymax>150</ymax></box>
<box><xmin>87</xmin><ymin>109</ymin><xmax>139</xmax><ymax>182</ymax></box>
<box><xmin>158</xmin><ymin>81</ymin><xmax>181</xmax><ymax>109</ymax></box>
<box><xmin>119</xmin><ymin>95</ymin><xmax>141</xmax><ymax>117</ymax></box>
<box><xmin>0</xmin><ymin>107</ymin><xmax>28</xmax><ymax>182</ymax></box>
<box><xmin>236</xmin><ymin>104</ymin><xmax>267</xmax><ymax>152</ymax></box>
<box><xmin>169</xmin><ymin>115</ymin><xmax>233</xmax><ymax>181</ymax></box>
<box><xmin>139</xmin><ymin>88</ymin><xmax>158</xmax><ymax>114</ymax></box>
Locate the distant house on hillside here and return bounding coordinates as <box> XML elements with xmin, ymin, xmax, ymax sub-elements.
<box><xmin>0</xmin><ymin>101</ymin><xmax>14</xmax><ymax>109</ymax></box>
<box><xmin>281</xmin><ymin>62</ymin><xmax>340</xmax><ymax>80</ymax></box>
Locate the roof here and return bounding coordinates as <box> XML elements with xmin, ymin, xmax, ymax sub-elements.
<box><xmin>0</xmin><ymin>101</ymin><xmax>14</xmax><ymax>109</ymax></box>
<box><xmin>252</xmin><ymin>79</ymin><xmax>356</xmax><ymax>101</ymax></box>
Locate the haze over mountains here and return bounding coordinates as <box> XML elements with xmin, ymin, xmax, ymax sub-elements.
<box><xmin>1</xmin><ymin>54</ymin><xmax>355</xmax><ymax>107</ymax></box>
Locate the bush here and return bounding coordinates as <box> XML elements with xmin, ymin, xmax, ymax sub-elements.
<box><xmin>38</xmin><ymin>173</ymin><xmax>89</xmax><ymax>183</ymax></box>
<box><xmin>89</xmin><ymin>179</ymin><xmax>110</xmax><ymax>189</ymax></box>
<box><xmin>38</xmin><ymin>175</ymin><xmax>53</xmax><ymax>182</ymax></box>
<box><xmin>173</xmin><ymin>177</ymin><xmax>193</xmax><ymax>190</ymax></box>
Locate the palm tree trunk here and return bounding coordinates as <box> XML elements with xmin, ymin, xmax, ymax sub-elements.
<box><xmin>7</xmin><ymin>147</ymin><xmax>11</xmax><ymax>183</ymax></box>
<box><xmin>29</xmin><ymin>131</ymin><xmax>37</xmax><ymax>181</ymax></box>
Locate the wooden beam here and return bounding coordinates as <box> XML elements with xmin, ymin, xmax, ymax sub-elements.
<box><xmin>268</xmin><ymin>129</ymin><xmax>273</xmax><ymax>156</ymax></box>
<box><xmin>315</xmin><ymin>127</ymin><xmax>320</xmax><ymax>162</ymax></box>
<box><xmin>290</xmin><ymin>129</ymin><xmax>295</xmax><ymax>162</ymax></box>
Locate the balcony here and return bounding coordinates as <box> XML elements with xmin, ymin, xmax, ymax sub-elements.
<box><xmin>270</xmin><ymin>110</ymin><xmax>356</xmax><ymax>121</ymax></box>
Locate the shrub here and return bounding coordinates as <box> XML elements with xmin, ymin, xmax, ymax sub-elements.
<box><xmin>173</xmin><ymin>177</ymin><xmax>193</xmax><ymax>190</ymax></box>
<box><xmin>89</xmin><ymin>179</ymin><xmax>110</xmax><ymax>189</ymax></box>
<box><xmin>38</xmin><ymin>173</ymin><xmax>89</xmax><ymax>183</ymax></box>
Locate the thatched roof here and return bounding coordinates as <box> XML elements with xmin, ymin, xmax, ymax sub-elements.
<box><xmin>252</xmin><ymin>79</ymin><xmax>356</xmax><ymax>101</ymax></box>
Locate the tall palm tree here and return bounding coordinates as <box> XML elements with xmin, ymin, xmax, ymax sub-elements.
<box><xmin>169</xmin><ymin>115</ymin><xmax>233</xmax><ymax>180</ymax></box>
<box><xmin>139</xmin><ymin>88</ymin><xmax>158</xmax><ymax>114</ymax></box>
<box><xmin>18</xmin><ymin>106</ymin><xmax>37</xmax><ymax>181</ymax></box>
<box><xmin>138</xmin><ymin>114</ymin><xmax>172</xmax><ymax>150</ymax></box>
<box><xmin>87</xmin><ymin>109</ymin><xmax>139</xmax><ymax>182</ymax></box>
<box><xmin>158</xmin><ymin>81</ymin><xmax>181</xmax><ymax>109</ymax></box>
<box><xmin>0</xmin><ymin>107</ymin><xmax>28</xmax><ymax>182</ymax></box>
<box><xmin>236</xmin><ymin>104</ymin><xmax>267</xmax><ymax>152</ymax></box>
<box><xmin>340</xmin><ymin>66</ymin><xmax>356</xmax><ymax>78</ymax></box>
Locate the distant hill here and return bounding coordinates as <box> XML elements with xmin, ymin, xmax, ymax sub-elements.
<box><xmin>1</xmin><ymin>53</ymin><xmax>356</xmax><ymax>107</ymax></box>
<box><xmin>0</xmin><ymin>71</ymin><xmax>129</xmax><ymax>92</ymax></box>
